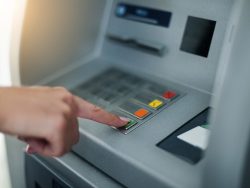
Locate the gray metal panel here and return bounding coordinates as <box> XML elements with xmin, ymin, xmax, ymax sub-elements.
<box><xmin>102</xmin><ymin>0</ymin><xmax>234</xmax><ymax>92</ymax></box>
<box><xmin>26</xmin><ymin>153</ymin><xmax>124</xmax><ymax>188</ymax></box>
<box><xmin>49</xmin><ymin>60</ymin><xmax>210</xmax><ymax>188</ymax></box>
<box><xmin>8</xmin><ymin>1</ymin><xmax>247</xmax><ymax>188</ymax></box>
<box><xmin>203</xmin><ymin>0</ymin><xmax>250</xmax><ymax>187</ymax></box>
<box><xmin>5</xmin><ymin>136</ymin><xmax>26</xmax><ymax>188</ymax></box>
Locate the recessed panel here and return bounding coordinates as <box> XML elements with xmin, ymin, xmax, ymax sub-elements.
<box><xmin>180</xmin><ymin>16</ymin><xmax>216</xmax><ymax>58</ymax></box>
<box><xmin>157</xmin><ymin>108</ymin><xmax>210</xmax><ymax>164</ymax></box>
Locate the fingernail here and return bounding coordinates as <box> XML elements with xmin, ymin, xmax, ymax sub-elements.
<box><xmin>26</xmin><ymin>145</ymin><xmax>36</xmax><ymax>154</ymax></box>
<box><xmin>119</xmin><ymin>116</ymin><xmax>130</xmax><ymax>123</ymax></box>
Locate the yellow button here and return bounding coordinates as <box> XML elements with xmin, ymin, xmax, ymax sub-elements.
<box><xmin>149</xmin><ymin>99</ymin><xmax>163</xmax><ymax>109</ymax></box>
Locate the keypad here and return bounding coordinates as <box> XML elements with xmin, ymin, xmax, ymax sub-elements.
<box><xmin>123</xmin><ymin>75</ymin><xmax>145</xmax><ymax>86</ymax></box>
<box><xmin>95</xmin><ymin>90</ymin><xmax>119</xmax><ymax>103</ymax></box>
<box><xmin>110</xmin><ymin>84</ymin><xmax>131</xmax><ymax>95</ymax></box>
<box><xmin>72</xmin><ymin>68</ymin><xmax>181</xmax><ymax>134</ymax></box>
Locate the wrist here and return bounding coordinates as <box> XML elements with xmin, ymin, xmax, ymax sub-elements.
<box><xmin>0</xmin><ymin>88</ymin><xmax>8</xmax><ymax>133</ymax></box>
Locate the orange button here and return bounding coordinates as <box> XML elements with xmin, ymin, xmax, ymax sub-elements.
<box><xmin>163</xmin><ymin>91</ymin><xmax>176</xmax><ymax>100</ymax></box>
<box><xmin>134</xmin><ymin>108</ymin><xmax>149</xmax><ymax>119</ymax></box>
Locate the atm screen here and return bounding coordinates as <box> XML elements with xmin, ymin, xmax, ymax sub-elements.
<box><xmin>180</xmin><ymin>16</ymin><xmax>216</xmax><ymax>58</ymax></box>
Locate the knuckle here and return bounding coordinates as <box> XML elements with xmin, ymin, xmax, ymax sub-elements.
<box><xmin>89</xmin><ymin>105</ymin><xmax>102</xmax><ymax>120</ymax></box>
<box><xmin>62</xmin><ymin>105</ymin><xmax>72</xmax><ymax>117</ymax></box>
<box><xmin>62</xmin><ymin>90</ymin><xmax>73</xmax><ymax>101</ymax></box>
<box><xmin>92</xmin><ymin>105</ymin><xmax>102</xmax><ymax>113</ymax></box>
<box><xmin>55</xmin><ymin>87</ymin><xmax>73</xmax><ymax>101</ymax></box>
<box><xmin>65</xmin><ymin>92</ymin><xmax>73</xmax><ymax>101</ymax></box>
<box><xmin>54</xmin><ymin>116</ymin><xmax>67</xmax><ymax>132</ymax></box>
<box><xmin>54</xmin><ymin>86</ymin><xmax>66</xmax><ymax>91</ymax></box>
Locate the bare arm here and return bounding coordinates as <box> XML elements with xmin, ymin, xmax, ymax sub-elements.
<box><xmin>0</xmin><ymin>87</ymin><xmax>128</xmax><ymax>157</ymax></box>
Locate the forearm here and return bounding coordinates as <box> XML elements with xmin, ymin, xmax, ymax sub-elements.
<box><xmin>0</xmin><ymin>87</ymin><xmax>8</xmax><ymax>134</ymax></box>
<box><xmin>0</xmin><ymin>87</ymin><xmax>21</xmax><ymax>135</ymax></box>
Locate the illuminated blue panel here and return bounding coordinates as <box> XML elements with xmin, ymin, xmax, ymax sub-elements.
<box><xmin>116</xmin><ymin>3</ymin><xmax>172</xmax><ymax>28</ymax></box>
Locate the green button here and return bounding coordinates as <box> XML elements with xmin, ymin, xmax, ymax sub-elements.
<box><xmin>201</xmin><ymin>124</ymin><xmax>209</xmax><ymax>129</ymax></box>
<box><xmin>123</xmin><ymin>120</ymin><xmax>137</xmax><ymax>130</ymax></box>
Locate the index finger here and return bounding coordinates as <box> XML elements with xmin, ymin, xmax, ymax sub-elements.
<box><xmin>73</xmin><ymin>96</ymin><xmax>129</xmax><ymax>128</ymax></box>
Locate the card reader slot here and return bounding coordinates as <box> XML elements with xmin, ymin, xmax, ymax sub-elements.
<box><xmin>107</xmin><ymin>34</ymin><xmax>166</xmax><ymax>56</ymax></box>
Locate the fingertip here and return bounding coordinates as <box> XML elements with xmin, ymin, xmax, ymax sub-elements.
<box><xmin>119</xmin><ymin>116</ymin><xmax>130</xmax><ymax>123</ymax></box>
<box><xmin>111</xmin><ymin>116</ymin><xmax>130</xmax><ymax>128</ymax></box>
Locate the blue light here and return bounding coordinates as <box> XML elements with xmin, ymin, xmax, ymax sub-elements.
<box><xmin>116</xmin><ymin>5</ymin><xmax>127</xmax><ymax>16</ymax></box>
<box><xmin>136</xmin><ymin>9</ymin><xmax>148</xmax><ymax>17</ymax></box>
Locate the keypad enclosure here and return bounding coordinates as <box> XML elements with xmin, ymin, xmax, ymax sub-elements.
<box><xmin>72</xmin><ymin>68</ymin><xmax>183</xmax><ymax>134</ymax></box>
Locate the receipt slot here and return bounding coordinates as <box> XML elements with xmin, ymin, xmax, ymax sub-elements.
<box><xmin>4</xmin><ymin>0</ymin><xmax>250</xmax><ymax>188</ymax></box>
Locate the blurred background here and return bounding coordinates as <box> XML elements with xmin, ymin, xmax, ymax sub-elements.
<box><xmin>0</xmin><ymin>0</ymin><xmax>16</xmax><ymax>187</ymax></box>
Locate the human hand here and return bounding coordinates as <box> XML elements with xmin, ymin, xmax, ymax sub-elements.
<box><xmin>0</xmin><ymin>87</ymin><xmax>128</xmax><ymax>157</ymax></box>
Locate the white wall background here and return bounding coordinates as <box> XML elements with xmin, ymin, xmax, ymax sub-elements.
<box><xmin>0</xmin><ymin>0</ymin><xmax>24</xmax><ymax>187</ymax></box>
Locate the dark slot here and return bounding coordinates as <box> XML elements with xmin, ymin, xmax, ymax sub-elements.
<box><xmin>52</xmin><ymin>179</ymin><xmax>70</xmax><ymax>188</ymax></box>
<box><xmin>35</xmin><ymin>182</ymin><xmax>42</xmax><ymax>188</ymax></box>
<box><xmin>108</xmin><ymin>34</ymin><xmax>166</xmax><ymax>56</ymax></box>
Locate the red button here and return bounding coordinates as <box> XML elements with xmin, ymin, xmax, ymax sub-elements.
<box><xmin>163</xmin><ymin>91</ymin><xmax>176</xmax><ymax>100</ymax></box>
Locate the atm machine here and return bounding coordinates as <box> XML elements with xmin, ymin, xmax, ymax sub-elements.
<box><xmin>4</xmin><ymin>0</ymin><xmax>250</xmax><ymax>188</ymax></box>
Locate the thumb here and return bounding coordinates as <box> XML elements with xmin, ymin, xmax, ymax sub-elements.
<box><xmin>25</xmin><ymin>139</ymin><xmax>46</xmax><ymax>155</ymax></box>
